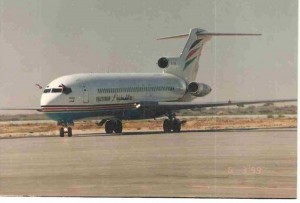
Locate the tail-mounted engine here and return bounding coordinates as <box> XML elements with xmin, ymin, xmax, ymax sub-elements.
<box><xmin>157</xmin><ymin>57</ymin><xmax>169</xmax><ymax>68</ymax></box>
<box><xmin>187</xmin><ymin>82</ymin><xmax>211</xmax><ymax>97</ymax></box>
<box><xmin>157</xmin><ymin>57</ymin><xmax>181</xmax><ymax>69</ymax></box>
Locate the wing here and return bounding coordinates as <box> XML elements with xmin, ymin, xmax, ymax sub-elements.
<box><xmin>139</xmin><ymin>99</ymin><xmax>297</xmax><ymax>111</ymax></box>
<box><xmin>0</xmin><ymin>107</ymin><xmax>42</xmax><ymax>112</ymax></box>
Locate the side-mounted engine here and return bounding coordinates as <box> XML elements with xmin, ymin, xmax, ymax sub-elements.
<box><xmin>187</xmin><ymin>82</ymin><xmax>211</xmax><ymax>97</ymax></box>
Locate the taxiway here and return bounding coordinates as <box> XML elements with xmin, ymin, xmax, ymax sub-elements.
<box><xmin>0</xmin><ymin>128</ymin><xmax>296</xmax><ymax>198</ymax></box>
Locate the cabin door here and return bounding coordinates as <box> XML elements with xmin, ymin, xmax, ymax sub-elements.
<box><xmin>82</xmin><ymin>85</ymin><xmax>89</xmax><ymax>103</ymax></box>
<box><xmin>147</xmin><ymin>84</ymin><xmax>153</xmax><ymax>100</ymax></box>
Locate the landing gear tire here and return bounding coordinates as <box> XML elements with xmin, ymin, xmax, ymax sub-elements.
<box><xmin>104</xmin><ymin>120</ymin><xmax>123</xmax><ymax>134</ymax></box>
<box><xmin>163</xmin><ymin>119</ymin><xmax>172</xmax><ymax>133</ymax></box>
<box><xmin>58</xmin><ymin>121</ymin><xmax>74</xmax><ymax>137</ymax></box>
<box><xmin>59</xmin><ymin>128</ymin><xmax>64</xmax><ymax>137</ymax></box>
<box><xmin>114</xmin><ymin>120</ymin><xmax>123</xmax><ymax>133</ymax></box>
<box><xmin>163</xmin><ymin>116</ymin><xmax>182</xmax><ymax>133</ymax></box>
<box><xmin>172</xmin><ymin>119</ymin><xmax>181</xmax><ymax>133</ymax></box>
<box><xmin>67</xmin><ymin>127</ymin><xmax>73</xmax><ymax>137</ymax></box>
<box><xmin>105</xmin><ymin>120</ymin><xmax>115</xmax><ymax>134</ymax></box>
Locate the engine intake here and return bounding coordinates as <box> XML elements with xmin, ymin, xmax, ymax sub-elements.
<box><xmin>157</xmin><ymin>57</ymin><xmax>169</xmax><ymax>68</ymax></box>
<box><xmin>187</xmin><ymin>82</ymin><xmax>211</xmax><ymax>97</ymax></box>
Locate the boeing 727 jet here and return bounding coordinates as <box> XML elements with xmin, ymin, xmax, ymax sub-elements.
<box><xmin>0</xmin><ymin>28</ymin><xmax>296</xmax><ymax>137</ymax></box>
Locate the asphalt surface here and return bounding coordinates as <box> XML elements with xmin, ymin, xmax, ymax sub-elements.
<box><xmin>0</xmin><ymin>128</ymin><xmax>297</xmax><ymax>198</ymax></box>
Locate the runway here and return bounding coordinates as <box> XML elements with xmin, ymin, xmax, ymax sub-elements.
<box><xmin>0</xmin><ymin>128</ymin><xmax>296</xmax><ymax>198</ymax></box>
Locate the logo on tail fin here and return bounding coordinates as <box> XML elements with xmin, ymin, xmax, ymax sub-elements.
<box><xmin>189</xmin><ymin>39</ymin><xmax>202</xmax><ymax>51</ymax></box>
<box><xmin>183</xmin><ymin>39</ymin><xmax>203</xmax><ymax>70</ymax></box>
<box><xmin>183</xmin><ymin>57</ymin><xmax>197</xmax><ymax>70</ymax></box>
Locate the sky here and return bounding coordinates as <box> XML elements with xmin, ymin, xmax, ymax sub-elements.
<box><xmin>0</xmin><ymin>0</ymin><xmax>297</xmax><ymax>113</ymax></box>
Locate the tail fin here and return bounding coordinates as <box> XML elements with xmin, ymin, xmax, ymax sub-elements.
<box><xmin>159</xmin><ymin>28</ymin><xmax>261</xmax><ymax>82</ymax></box>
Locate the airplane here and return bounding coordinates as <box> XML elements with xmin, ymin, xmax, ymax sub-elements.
<box><xmin>0</xmin><ymin>28</ymin><xmax>296</xmax><ymax>137</ymax></box>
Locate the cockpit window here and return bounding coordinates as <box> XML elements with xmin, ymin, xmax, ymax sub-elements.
<box><xmin>51</xmin><ymin>88</ymin><xmax>63</xmax><ymax>93</ymax></box>
<box><xmin>44</xmin><ymin>86</ymin><xmax>72</xmax><ymax>94</ymax></box>
<box><xmin>43</xmin><ymin>89</ymin><xmax>51</xmax><ymax>93</ymax></box>
<box><xmin>62</xmin><ymin>87</ymin><xmax>72</xmax><ymax>95</ymax></box>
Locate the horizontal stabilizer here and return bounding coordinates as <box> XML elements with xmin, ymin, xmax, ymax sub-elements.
<box><xmin>197</xmin><ymin>33</ymin><xmax>261</xmax><ymax>36</ymax></box>
<box><xmin>157</xmin><ymin>32</ymin><xmax>261</xmax><ymax>40</ymax></box>
<box><xmin>157</xmin><ymin>34</ymin><xmax>189</xmax><ymax>40</ymax></box>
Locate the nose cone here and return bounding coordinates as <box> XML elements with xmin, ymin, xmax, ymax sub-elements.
<box><xmin>40</xmin><ymin>93</ymin><xmax>61</xmax><ymax>106</ymax></box>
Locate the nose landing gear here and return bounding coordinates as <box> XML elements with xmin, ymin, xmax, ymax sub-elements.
<box><xmin>58</xmin><ymin>121</ymin><xmax>73</xmax><ymax>137</ymax></box>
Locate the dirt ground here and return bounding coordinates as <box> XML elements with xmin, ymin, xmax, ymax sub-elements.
<box><xmin>0</xmin><ymin>117</ymin><xmax>296</xmax><ymax>138</ymax></box>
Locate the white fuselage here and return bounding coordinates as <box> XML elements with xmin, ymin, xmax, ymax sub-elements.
<box><xmin>41</xmin><ymin>73</ymin><xmax>187</xmax><ymax>106</ymax></box>
<box><xmin>40</xmin><ymin>73</ymin><xmax>189</xmax><ymax>122</ymax></box>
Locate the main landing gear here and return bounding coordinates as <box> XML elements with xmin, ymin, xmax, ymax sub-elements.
<box><xmin>96</xmin><ymin>119</ymin><xmax>123</xmax><ymax>134</ymax></box>
<box><xmin>104</xmin><ymin>120</ymin><xmax>123</xmax><ymax>134</ymax></box>
<box><xmin>163</xmin><ymin>113</ymin><xmax>182</xmax><ymax>133</ymax></box>
<box><xmin>58</xmin><ymin>121</ymin><xmax>73</xmax><ymax>137</ymax></box>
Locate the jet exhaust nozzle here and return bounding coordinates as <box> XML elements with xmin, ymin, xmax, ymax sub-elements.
<box><xmin>187</xmin><ymin>82</ymin><xmax>211</xmax><ymax>97</ymax></box>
